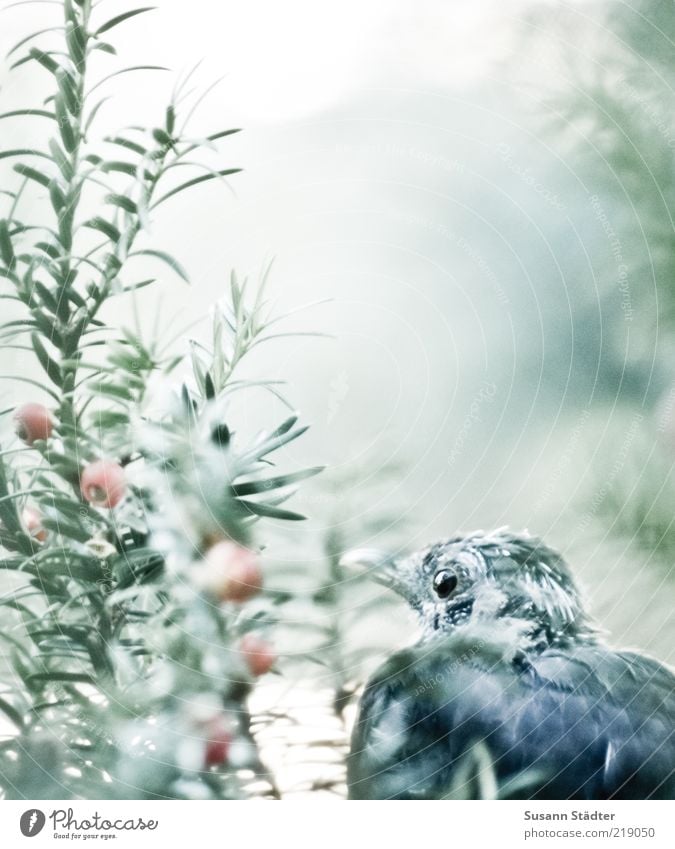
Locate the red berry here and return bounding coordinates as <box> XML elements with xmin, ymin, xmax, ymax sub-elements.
<box><xmin>80</xmin><ymin>460</ymin><xmax>126</xmax><ymax>508</ymax></box>
<box><xmin>239</xmin><ymin>633</ymin><xmax>276</xmax><ymax>676</ymax></box>
<box><xmin>204</xmin><ymin>733</ymin><xmax>231</xmax><ymax>767</ymax></box>
<box><xmin>14</xmin><ymin>403</ymin><xmax>53</xmax><ymax>445</ymax></box>
<box><xmin>201</xmin><ymin>715</ymin><xmax>233</xmax><ymax>768</ymax></box>
<box><xmin>200</xmin><ymin>542</ymin><xmax>262</xmax><ymax>603</ymax></box>
<box><xmin>22</xmin><ymin>506</ymin><xmax>47</xmax><ymax>543</ymax></box>
<box><xmin>194</xmin><ymin>710</ymin><xmax>233</xmax><ymax>768</ymax></box>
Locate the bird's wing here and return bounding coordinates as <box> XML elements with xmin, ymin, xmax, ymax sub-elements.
<box><xmin>348</xmin><ymin>641</ymin><xmax>675</xmax><ymax>800</ymax></box>
<box><xmin>529</xmin><ymin>646</ymin><xmax>675</xmax><ymax>797</ymax></box>
<box><xmin>348</xmin><ymin>648</ymin><xmax>461</xmax><ymax>799</ymax></box>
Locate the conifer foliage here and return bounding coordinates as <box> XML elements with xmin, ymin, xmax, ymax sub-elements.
<box><xmin>0</xmin><ymin>0</ymin><xmax>320</xmax><ymax>799</ymax></box>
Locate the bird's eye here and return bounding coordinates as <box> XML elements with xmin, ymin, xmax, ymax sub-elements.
<box><xmin>433</xmin><ymin>570</ymin><xmax>458</xmax><ymax>599</ymax></box>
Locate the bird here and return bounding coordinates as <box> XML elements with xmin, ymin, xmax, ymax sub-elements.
<box><xmin>346</xmin><ymin>529</ymin><xmax>675</xmax><ymax>800</ymax></box>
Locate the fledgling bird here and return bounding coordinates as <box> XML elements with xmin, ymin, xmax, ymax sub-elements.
<box><xmin>347</xmin><ymin>530</ymin><xmax>675</xmax><ymax>799</ymax></box>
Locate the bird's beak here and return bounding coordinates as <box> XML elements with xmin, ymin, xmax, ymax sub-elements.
<box><xmin>339</xmin><ymin>548</ymin><xmax>413</xmax><ymax>600</ymax></box>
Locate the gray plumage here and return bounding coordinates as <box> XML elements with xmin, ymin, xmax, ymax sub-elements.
<box><xmin>347</xmin><ymin>530</ymin><xmax>675</xmax><ymax>799</ymax></box>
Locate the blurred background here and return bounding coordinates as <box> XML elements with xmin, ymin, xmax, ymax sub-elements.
<box><xmin>2</xmin><ymin>0</ymin><xmax>675</xmax><ymax>795</ymax></box>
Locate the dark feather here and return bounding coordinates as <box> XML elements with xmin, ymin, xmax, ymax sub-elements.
<box><xmin>348</xmin><ymin>636</ymin><xmax>675</xmax><ymax>799</ymax></box>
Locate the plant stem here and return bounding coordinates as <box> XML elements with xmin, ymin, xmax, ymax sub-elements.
<box><xmin>55</xmin><ymin>2</ymin><xmax>90</xmax><ymax>441</ymax></box>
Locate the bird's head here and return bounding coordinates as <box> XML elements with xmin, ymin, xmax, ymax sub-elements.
<box><xmin>351</xmin><ymin>529</ymin><xmax>596</xmax><ymax>648</ymax></box>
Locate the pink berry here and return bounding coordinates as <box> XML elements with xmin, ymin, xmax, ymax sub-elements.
<box><xmin>239</xmin><ymin>633</ymin><xmax>276</xmax><ymax>676</ymax></box>
<box><xmin>201</xmin><ymin>542</ymin><xmax>262</xmax><ymax>603</ymax></box>
<box><xmin>22</xmin><ymin>506</ymin><xmax>47</xmax><ymax>543</ymax></box>
<box><xmin>14</xmin><ymin>403</ymin><xmax>53</xmax><ymax>445</ymax></box>
<box><xmin>80</xmin><ymin>460</ymin><xmax>126</xmax><ymax>508</ymax></box>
